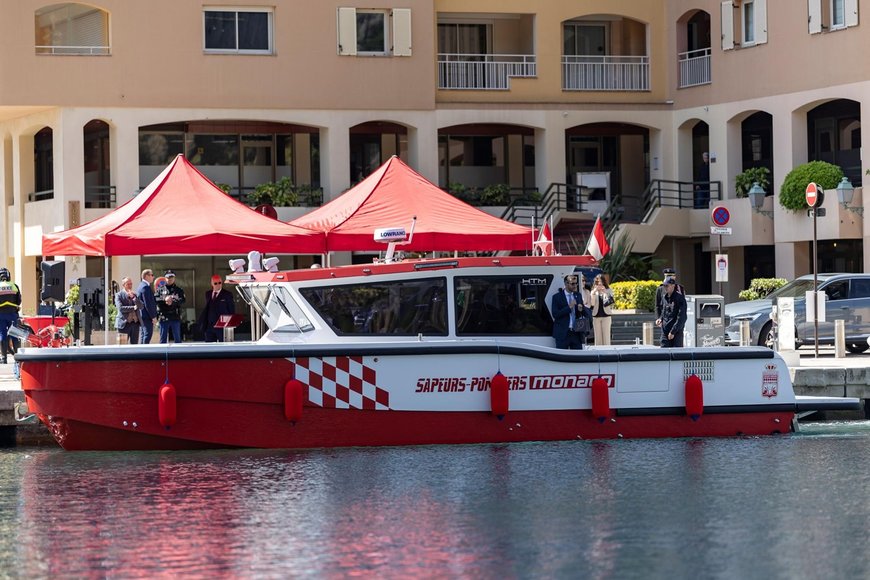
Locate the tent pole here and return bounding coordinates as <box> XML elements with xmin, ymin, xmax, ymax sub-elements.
<box><xmin>104</xmin><ymin>255</ymin><xmax>110</xmax><ymax>345</ymax></box>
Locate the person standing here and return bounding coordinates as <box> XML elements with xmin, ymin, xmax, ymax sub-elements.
<box><xmin>694</xmin><ymin>151</ymin><xmax>711</xmax><ymax>209</ymax></box>
<box><xmin>156</xmin><ymin>270</ymin><xmax>186</xmax><ymax>343</ymax></box>
<box><xmin>114</xmin><ymin>277</ymin><xmax>141</xmax><ymax>344</ymax></box>
<box><xmin>136</xmin><ymin>269</ymin><xmax>158</xmax><ymax>344</ymax></box>
<box><xmin>198</xmin><ymin>275</ymin><xmax>235</xmax><ymax>342</ymax></box>
<box><xmin>660</xmin><ymin>277</ymin><xmax>687</xmax><ymax>348</ymax></box>
<box><xmin>0</xmin><ymin>267</ymin><xmax>21</xmax><ymax>364</ymax></box>
<box><xmin>551</xmin><ymin>274</ymin><xmax>588</xmax><ymax>349</ymax></box>
<box><xmin>655</xmin><ymin>267</ymin><xmax>685</xmax><ymax>327</ymax></box>
<box><xmin>590</xmin><ymin>274</ymin><xmax>614</xmax><ymax>346</ymax></box>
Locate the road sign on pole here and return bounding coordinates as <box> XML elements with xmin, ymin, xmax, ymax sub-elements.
<box><xmin>711</xmin><ymin>206</ymin><xmax>731</xmax><ymax>227</ymax></box>
<box><xmin>806</xmin><ymin>182</ymin><xmax>821</xmax><ymax>207</ymax></box>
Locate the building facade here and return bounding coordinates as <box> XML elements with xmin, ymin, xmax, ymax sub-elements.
<box><xmin>0</xmin><ymin>0</ymin><xmax>867</xmax><ymax>315</ymax></box>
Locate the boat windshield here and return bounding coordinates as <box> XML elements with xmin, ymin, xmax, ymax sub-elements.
<box><xmin>300</xmin><ymin>277</ymin><xmax>448</xmax><ymax>336</ymax></box>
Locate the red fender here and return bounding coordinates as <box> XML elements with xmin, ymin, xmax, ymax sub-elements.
<box><xmin>591</xmin><ymin>377</ymin><xmax>610</xmax><ymax>423</ymax></box>
<box><xmin>685</xmin><ymin>374</ymin><xmax>704</xmax><ymax>421</ymax></box>
<box><xmin>284</xmin><ymin>379</ymin><xmax>305</xmax><ymax>423</ymax></box>
<box><xmin>158</xmin><ymin>383</ymin><xmax>176</xmax><ymax>427</ymax></box>
<box><xmin>490</xmin><ymin>372</ymin><xmax>509</xmax><ymax>418</ymax></box>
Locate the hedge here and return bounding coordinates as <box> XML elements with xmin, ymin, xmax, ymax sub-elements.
<box><xmin>610</xmin><ymin>280</ymin><xmax>660</xmax><ymax>311</ymax></box>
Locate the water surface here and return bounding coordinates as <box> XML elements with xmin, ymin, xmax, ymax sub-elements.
<box><xmin>1</xmin><ymin>422</ymin><xmax>869</xmax><ymax>579</ymax></box>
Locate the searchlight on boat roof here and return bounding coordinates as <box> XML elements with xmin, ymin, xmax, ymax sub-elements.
<box><xmin>375</xmin><ymin>216</ymin><xmax>417</xmax><ymax>263</ymax></box>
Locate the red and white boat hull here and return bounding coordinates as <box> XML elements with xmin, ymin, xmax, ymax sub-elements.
<box><xmin>19</xmin><ymin>343</ymin><xmax>821</xmax><ymax>450</ymax></box>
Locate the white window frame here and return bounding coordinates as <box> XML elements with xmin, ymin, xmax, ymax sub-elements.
<box><xmin>337</xmin><ymin>7</ymin><xmax>412</xmax><ymax>57</ymax></box>
<box><xmin>203</xmin><ymin>7</ymin><xmax>274</xmax><ymax>55</ymax></box>
<box><xmin>743</xmin><ymin>0</ymin><xmax>756</xmax><ymax>45</ymax></box>
<box><xmin>832</xmin><ymin>0</ymin><xmax>847</xmax><ymax>27</ymax></box>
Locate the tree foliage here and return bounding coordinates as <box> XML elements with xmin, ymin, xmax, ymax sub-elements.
<box><xmin>779</xmin><ymin>161</ymin><xmax>843</xmax><ymax>212</ymax></box>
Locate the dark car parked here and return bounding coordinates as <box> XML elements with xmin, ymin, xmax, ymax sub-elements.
<box><xmin>724</xmin><ymin>273</ymin><xmax>870</xmax><ymax>352</ymax></box>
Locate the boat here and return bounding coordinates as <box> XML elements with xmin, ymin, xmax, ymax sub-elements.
<box><xmin>16</xmin><ymin>252</ymin><xmax>860</xmax><ymax>451</ymax></box>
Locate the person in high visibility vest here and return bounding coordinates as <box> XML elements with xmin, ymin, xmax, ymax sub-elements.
<box><xmin>0</xmin><ymin>268</ymin><xmax>22</xmax><ymax>364</ymax></box>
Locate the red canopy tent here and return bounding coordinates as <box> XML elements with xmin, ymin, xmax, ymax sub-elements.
<box><xmin>43</xmin><ymin>154</ymin><xmax>325</xmax><ymax>256</ymax></box>
<box><xmin>290</xmin><ymin>156</ymin><xmax>533</xmax><ymax>252</ymax></box>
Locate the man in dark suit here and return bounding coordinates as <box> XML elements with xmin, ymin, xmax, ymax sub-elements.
<box><xmin>136</xmin><ymin>269</ymin><xmax>158</xmax><ymax>344</ymax></box>
<box><xmin>198</xmin><ymin>275</ymin><xmax>235</xmax><ymax>342</ymax></box>
<box><xmin>551</xmin><ymin>274</ymin><xmax>588</xmax><ymax>349</ymax></box>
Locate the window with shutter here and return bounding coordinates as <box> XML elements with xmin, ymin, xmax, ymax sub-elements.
<box><xmin>35</xmin><ymin>3</ymin><xmax>109</xmax><ymax>55</ymax></box>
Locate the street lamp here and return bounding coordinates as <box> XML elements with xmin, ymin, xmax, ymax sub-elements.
<box><xmin>748</xmin><ymin>182</ymin><xmax>773</xmax><ymax>218</ymax></box>
<box><xmin>836</xmin><ymin>177</ymin><xmax>863</xmax><ymax>216</ymax></box>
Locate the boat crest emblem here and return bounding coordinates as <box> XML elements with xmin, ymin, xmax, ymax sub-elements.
<box><xmin>761</xmin><ymin>363</ymin><xmax>778</xmax><ymax>398</ymax></box>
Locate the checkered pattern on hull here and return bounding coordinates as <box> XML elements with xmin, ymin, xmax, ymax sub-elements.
<box><xmin>293</xmin><ymin>356</ymin><xmax>390</xmax><ymax>410</ymax></box>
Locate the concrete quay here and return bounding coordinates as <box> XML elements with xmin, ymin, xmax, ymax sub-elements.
<box><xmin>1</xmin><ymin>347</ymin><xmax>867</xmax><ymax>446</ymax></box>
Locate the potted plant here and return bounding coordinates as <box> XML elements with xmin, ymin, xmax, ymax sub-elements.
<box><xmin>735</xmin><ymin>166</ymin><xmax>770</xmax><ymax>197</ymax></box>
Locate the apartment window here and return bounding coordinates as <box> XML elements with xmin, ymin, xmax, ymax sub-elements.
<box><xmin>35</xmin><ymin>3</ymin><xmax>110</xmax><ymax>55</ymax></box>
<box><xmin>204</xmin><ymin>9</ymin><xmax>273</xmax><ymax>54</ymax></box>
<box><xmin>833</xmin><ymin>0</ymin><xmax>846</xmax><ymax>26</ymax></box>
<box><xmin>809</xmin><ymin>0</ymin><xmax>858</xmax><ymax>33</ymax></box>
<box><xmin>438</xmin><ymin>23</ymin><xmax>490</xmax><ymax>54</ymax></box>
<box><xmin>337</xmin><ymin>7</ymin><xmax>412</xmax><ymax>56</ymax></box>
<box><xmin>721</xmin><ymin>0</ymin><xmax>767</xmax><ymax>50</ymax></box>
<box><xmin>743</xmin><ymin>1</ymin><xmax>755</xmax><ymax>43</ymax></box>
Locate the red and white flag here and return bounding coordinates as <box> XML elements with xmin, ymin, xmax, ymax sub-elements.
<box><xmin>586</xmin><ymin>216</ymin><xmax>610</xmax><ymax>261</ymax></box>
<box><xmin>533</xmin><ymin>222</ymin><xmax>554</xmax><ymax>256</ymax></box>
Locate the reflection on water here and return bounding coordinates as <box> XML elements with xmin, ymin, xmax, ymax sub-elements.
<box><xmin>1</xmin><ymin>424</ymin><xmax>869</xmax><ymax>578</ymax></box>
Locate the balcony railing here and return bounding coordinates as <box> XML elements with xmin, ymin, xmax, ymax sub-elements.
<box><xmin>562</xmin><ymin>55</ymin><xmax>650</xmax><ymax>91</ymax></box>
<box><xmin>35</xmin><ymin>45</ymin><xmax>111</xmax><ymax>55</ymax></box>
<box><xmin>438</xmin><ymin>53</ymin><xmax>536</xmax><ymax>90</ymax></box>
<box><xmin>27</xmin><ymin>189</ymin><xmax>54</xmax><ymax>202</ymax></box>
<box><xmin>678</xmin><ymin>48</ymin><xmax>711</xmax><ymax>88</ymax></box>
<box><xmin>85</xmin><ymin>185</ymin><xmax>116</xmax><ymax>209</ymax></box>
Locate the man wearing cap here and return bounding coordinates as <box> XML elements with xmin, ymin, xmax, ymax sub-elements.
<box><xmin>197</xmin><ymin>274</ymin><xmax>235</xmax><ymax>342</ymax></box>
<box><xmin>551</xmin><ymin>274</ymin><xmax>589</xmax><ymax>349</ymax></box>
<box><xmin>660</xmin><ymin>277</ymin><xmax>687</xmax><ymax>348</ymax></box>
<box><xmin>156</xmin><ymin>270</ymin><xmax>186</xmax><ymax>343</ymax></box>
<box><xmin>655</xmin><ymin>267</ymin><xmax>685</xmax><ymax>326</ymax></box>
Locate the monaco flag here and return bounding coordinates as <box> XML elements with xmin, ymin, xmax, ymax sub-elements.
<box><xmin>586</xmin><ymin>216</ymin><xmax>610</xmax><ymax>261</ymax></box>
<box><xmin>533</xmin><ymin>222</ymin><xmax>554</xmax><ymax>256</ymax></box>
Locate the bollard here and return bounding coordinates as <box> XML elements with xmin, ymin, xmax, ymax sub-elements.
<box><xmin>739</xmin><ymin>320</ymin><xmax>751</xmax><ymax>347</ymax></box>
<box><xmin>834</xmin><ymin>319</ymin><xmax>846</xmax><ymax>358</ymax></box>
<box><xmin>642</xmin><ymin>322</ymin><xmax>654</xmax><ymax>345</ymax></box>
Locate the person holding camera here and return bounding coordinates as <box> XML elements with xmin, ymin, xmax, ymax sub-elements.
<box><xmin>590</xmin><ymin>274</ymin><xmax>614</xmax><ymax>345</ymax></box>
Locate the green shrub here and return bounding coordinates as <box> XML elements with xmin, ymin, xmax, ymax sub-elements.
<box><xmin>738</xmin><ymin>277</ymin><xmax>787</xmax><ymax>301</ymax></box>
<box><xmin>735</xmin><ymin>166</ymin><xmax>771</xmax><ymax>197</ymax></box>
<box><xmin>248</xmin><ymin>176</ymin><xmax>299</xmax><ymax>207</ymax></box>
<box><xmin>610</xmin><ymin>280</ymin><xmax>660</xmax><ymax>311</ymax></box>
<box><xmin>779</xmin><ymin>161</ymin><xmax>843</xmax><ymax>212</ymax></box>
<box><xmin>479</xmin><ymin>183</ymin><xmax>511</xmax><ymax>205</ymax></box>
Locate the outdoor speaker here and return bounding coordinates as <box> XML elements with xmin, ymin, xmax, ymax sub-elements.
<box><xmin>40</xmin><ymin>260</ymin><xmax>66</xmax><ymax>302</ymax></box>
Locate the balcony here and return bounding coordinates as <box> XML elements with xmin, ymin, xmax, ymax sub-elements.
<box><xmin>438</xmin><ymin>53</ymin><xmax>536</xmax><ymax>90</ymax></box>
<box><xmin>562</xmin><ymin>55</ymin><xmax>649</xmax><ymax>91</ymax></box>
<box><xmin>678</xmin><ymin>48</ymin><xmax>711</xmax><ymax>88</ymax></box>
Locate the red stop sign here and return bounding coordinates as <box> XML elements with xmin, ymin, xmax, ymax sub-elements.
<box><xmin>806</xmin><ymin>182</ymin><xmax>819</xmax><ymax>207</ymax></box>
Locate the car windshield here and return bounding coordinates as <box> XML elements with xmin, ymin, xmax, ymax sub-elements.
<box><xmin>768</xmin><ymin>278</ymin><xmax>818</xmax><ymax>299</ymax></box>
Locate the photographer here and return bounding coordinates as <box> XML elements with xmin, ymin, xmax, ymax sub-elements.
<box><xmin>156</xmin><ymin>270</ymin><xmax>186</xmax><ymax>343</ymax></box>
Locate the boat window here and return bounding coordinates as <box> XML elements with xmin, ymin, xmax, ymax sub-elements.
<box><xmin>248</xmin><ymin>285</ymin><xmax>272</xmax><ymax>317</ymax></box>
<box><xmin>455</xmin><ymin>275</ymin><xmax>553</xmax><ymax>335</ymax></box>
<box><xmin>299</xmin><ymin>277</ymin><xmax>448</xmax><ymax>336</ymax></box>
<box><xmin>271</xmin><ymin>285</ymin><xmax>314</xmax><ymax>332</ymax></box>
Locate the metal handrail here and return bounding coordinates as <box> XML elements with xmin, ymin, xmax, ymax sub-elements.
<box><xmin>35</xmin><ymin>45</ymin><xmax>111</xmax><ymax>55</ymax></box>
<box><xmin>85</xmin><ymin>185</ymin><xmax>116</xmax><ymax>209</ymax></box>
<box><xmin>641</xmin><ymin>179</ymin><xmax>723</xmax><ymax>221</ymax></box>
<box><xmin>562</xmin><ymin>54</ymin><xmax>650</xmax><ymax>91</ymax></box>
<box><xmin>438</xmin><ymin>53</ymin><xmax>536</xmax><ymax>90</ymax></box>
<box><xmin>27</xmin><ymin>189</ymin><xmax>54</xmax><ymax>202</ymax></box>
<box><xmin>677</xmin><ymin>47</ymin><xmax>711</xmax><ymax>88</ymax></box>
